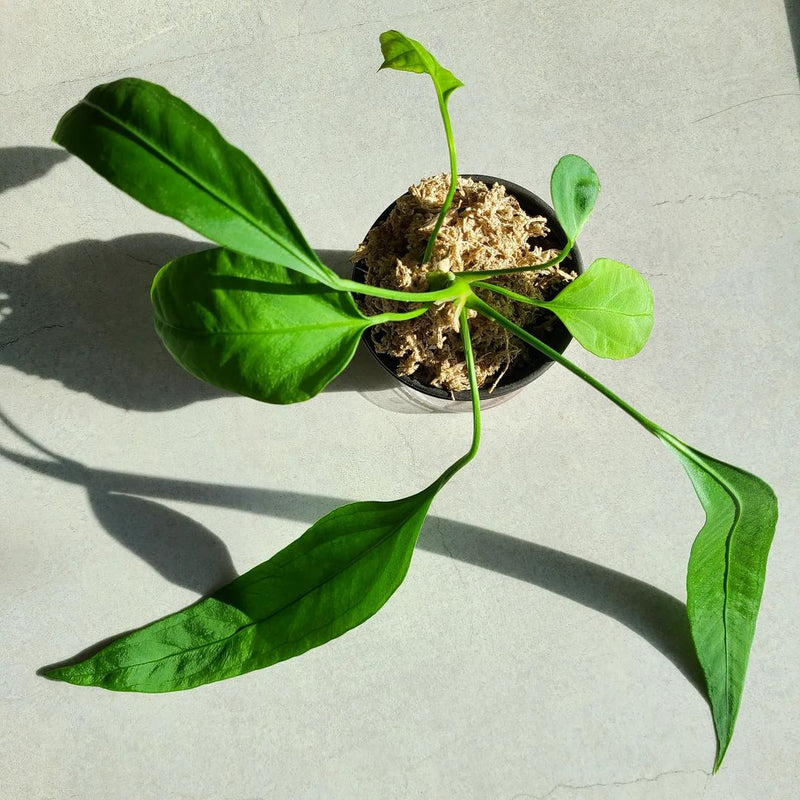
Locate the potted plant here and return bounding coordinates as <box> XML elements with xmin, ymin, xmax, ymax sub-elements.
<box><xmin>350</xmin><ymin>172</ymin><xmax>584</xmax><ymax>402</ymax></box>
<box><xmin>44</xmin><ymin>31</ymin><xmax>777</xmax><ymax>772</ymax></box>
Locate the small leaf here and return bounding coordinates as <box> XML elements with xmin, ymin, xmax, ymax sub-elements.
<box><xmin>53</xmin><ymin>78</ymin><xmax>338</xmax><ymax>287</ymax></box>
<box><xmin>550</xmin><ymin>154</ymin><xmax>600</xmax><ymax>245</ymax></box>
<box><xmin>658</xmin><ymin>432</ymin><xmax>777</xmax><ymax>770</ymax></box>
<box><xmin>541</xmin><ymin>258</ymin><xmax>654</xmax><ymax>359</ymax></box>
<box><xmin>379</xmin><ymin>30</ymin><xmax>463</xmax><ymax>103</ymax></box>
<box><xmin>44</xmin><ymin>487</ymin><xmax>439</xmax><ymax>692</ymax></box>
<box><xmin>151</xmin><ymin>248</ymin><xmax>370</xmax><ymax>403</ymax></box>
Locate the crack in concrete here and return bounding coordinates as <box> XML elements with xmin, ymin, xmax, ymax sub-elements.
<box><xmin>653</xmin><ymin>189</ymin><xmax>800</xmax><ymax>207</ymax></box>
<box><xmin>2</xmin><ymin>0</ymin><xmax>491</xmax><ymax>98</ymax></box>
<box><xmin>513</xmin><ymin>767</ymin><xmax>710</xmax><ymax>799</ymax></box>
<box><xmin>692</xmin><ymin>92</ymin><xmax>800</xmax><ymax>123</ymax></box>
<box><xmin>0</xmin><ymin>323</ymin><xmax>64</xmax><ymax>350</ymax></box>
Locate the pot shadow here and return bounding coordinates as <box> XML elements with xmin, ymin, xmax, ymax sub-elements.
<box><xmin>2</xmin><ymin>410</ymin><xmax>702</xmax><ymax>694</ymax></box>
<box><xmin>0</xmin><ymin>234</ymin><xmax>225</xmax><ymax>411</ymax></box>
<box><xmin>0</xmin><ymin>147</ymin><xmax>70</xmax><ymax>195</ymax></box>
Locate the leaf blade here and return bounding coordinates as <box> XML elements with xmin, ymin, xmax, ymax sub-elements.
<box><xmin>542</xmin><ymin>258</ymin><xmax>654</xmax><ymax>359</ymax></box>
<box><xmin>151</xmin><ymin>248</ymin><xmax>369</xmax><ymax>403</ymax></box>
<box><xmin>53</xmin><ymin>78</ymin><xmax>337</xmax><ymax>287</ymax></box>
<box><xmin>550</xmin><ymin>154</ymin><xmax>601</xmax><ymax>245</ymax></box>
<box><xmin>658</xmin><ymin>432</ymin><xmax>778</xmax><ymax>769</ymax></box>
<box><xmin>379</xmin><ymin>30</ymin><xmax>463</xmax><ymax>102</ymax></box>
<box><xmin>45</xmin><ymin>488</ymin><xmax>438</xmax><ymax>692</ymax></box>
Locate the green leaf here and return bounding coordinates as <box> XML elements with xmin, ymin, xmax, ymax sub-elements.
<box><xmin>379</xmin><ymin>30</ymin><xmax>463</xmax><ymax>102</ymax></box>
<box><xmin>53</xmin><ymin>78</ymin><xmax>338</xmax><ymax>288</ymax></box>
<box><xmin>151</xmin><ymin>248</ymin><xmax>371</xmax><ymax>403</ymax></box>
<box><xmin>541</xmin><ymin>258</ymin><xmax>654</xmax><ymax>359</ymax></box>
<box><xmin>550</xmin><ymin>154</ymin><xmax>601</xmax><ymax>245</ymax></box>
<box><xmin>657</xmin><ymin>432</ymin><xmax>778</xmax><ymax>770</ymax></box>
<box><xmin>45</xmin><ymin>487</ymin><xmax>439</xmax><ymax>692</ymax></box>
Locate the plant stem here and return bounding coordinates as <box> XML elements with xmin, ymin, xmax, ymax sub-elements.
<box><xmin>421</xmin><ymin>90</ymin><xmax>458</xmax><ymax>266</ymax></box>
<box><xmin>334</xmin><ymin>276</ymin><xmax>459</xmax><ymax>304</ymax></box>
<box><xmin>465</xmin><ymin>246</ymin><xmax>573</xmax><ymax>280</ymax></box>
<box><xmin>468</xmin><ymin>295</ymin><xmax>660</xmax><ymax>435</ymax></box>
<box><xmin>472</xmin><ymin>281</ymin><xmax>547</xmax><ymax>307</ymax></box>
<box><xmin>433</xmin><ymin>308</ymin><xmax>482</xmax><ymax>489</ymax></box>
<box><xmin>368</xmin><ymin>305</ymin><xmax>432</xmax><ymax>324</ymax></box>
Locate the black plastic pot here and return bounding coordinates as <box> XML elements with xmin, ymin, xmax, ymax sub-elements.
<box><xmin>351</xmin><ymin>175</ymin><xmax>583</xmax><ymax>401</ymax></box>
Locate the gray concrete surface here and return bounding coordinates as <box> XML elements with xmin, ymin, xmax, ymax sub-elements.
<box><xmin>2</xmin><ymin>2</ymin><xmax>798</xmax><ymax>798</ymax></box>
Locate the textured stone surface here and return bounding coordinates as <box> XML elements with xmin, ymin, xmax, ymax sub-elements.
<box><xmin>1</xmin><ymin>1</ymin><xmax>798</xmax><ymax>797</ymax></box>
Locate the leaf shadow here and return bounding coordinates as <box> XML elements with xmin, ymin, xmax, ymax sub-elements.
<box><xmin>785</xmin><ymin>0</ymin><xmax>800</xmax><ymax>81</ymax></box>
<box><xmin>0</xmin><ymin>239</ymin><xmax>390</xmax><ymax>410</ymax></box>
<box><xmin>1</xmin><ymin>411</ymin><xmax>702</xmax><ymax>695</ymax></box>
<box><xmin>0</xmin><ymin>146</ymin><xmax>70</xmax><ymax>195</ymax></box>
<box><xmin>0</xmin><ymin>234</ymin><xmax>225</xmax><ymax>410</ymax></box>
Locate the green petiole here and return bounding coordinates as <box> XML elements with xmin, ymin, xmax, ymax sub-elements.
<box><xmin>472</xmin><ymin>280</ymin><xmax>551</xmax><ymax>307</ymax></box>
<box><xmin>464</xmin><ymin>245</ymin><xmax>573</xmax><ymax>281</ymax></box>
<box><xmin>467</xmin><ymin>294</ymin><xmax>659</xmax><ymax>434</ymax></box>
<box><xmin>334</xmin><ymin>275</ymin><xmax>465</xmax><ymax>304</ymax></box>
<box><xmin>366</xmin><ymin>304</ymin><xmax>433</xmax><ymax>325</ymax></box>
<box><xmin>433</xmin><ymin>308</ymin><xmax>482</xmax><ymax>489</ymax></box>
<box><xmin>421</xmin><ymin>88</ymin><xmax>458</xmax><ymax>266</ymax></box>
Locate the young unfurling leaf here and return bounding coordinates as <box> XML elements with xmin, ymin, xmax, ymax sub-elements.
<box><xmin>379</xmin><ymin>30</ymin><xmax>464</xmax><ymax>101</ymax></box>
<box><xmin>379</xmin><ymin>30</ymin><xmax>463</xmax><ymax>264</ymax></box>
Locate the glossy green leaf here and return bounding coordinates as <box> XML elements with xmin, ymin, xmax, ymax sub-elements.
<box><xmin>45</xmin><ymin>487</ymin><xmax>439</xmax><ymax>692</ymax></box>
<box><xmin>550</xmin><ymin>154</ymin><xmax>600</xmax><ymax>245</ymax></box>
<box><xmin>53</xmin><ymin>78</ymin><xmax>338</xmax><ymax>287</ymax></box>
<box><xmin>151</xmin><ymin>248</ymin><xmax>370</xmax><ymax>403</ymax></box>
<box><xmin>657</xmin><ymin>431</ymin><xmax>778</xmax><ymax>770</ymax></box>
<box><xmin>465</xmin><ymin>294</ymin><xmax>778</xmax><ymax>772</ymax></box>
<box><xmin>542</xmin><ymin>258</ymin><xmax>654</xmax><ymax>359</ymax></box>
<box><xmin>379</xmin><ymin>30</ymin><xmax>463</xmax><ymax>102</ymax></box>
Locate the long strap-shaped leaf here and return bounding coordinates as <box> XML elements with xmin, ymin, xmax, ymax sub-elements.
<box><xmin>470</xmin><ymin>295</ymin><xmax>777</xmax><ymax>770</ymax></box>
<box><xmin>44</xmin><ymin>311</ymin><xmax>482</xmax><ymax>692</ymax></box>
<box><xmin>657</xmin><ymin>431</ymin><xmax>777</xmax><ymax>770</ymax></box>
<box><xmin>53</xmin><ymin>78</ymin><xmax>338</xmax><ymax>288</ymax></box>
<box><xmin>45</xmin><ymin>490</ymin><xmax>438</xmax><ymax>692</ymax></box>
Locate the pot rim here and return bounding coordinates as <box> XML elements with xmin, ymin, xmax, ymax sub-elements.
<box><xmin>351</xmin><ymin>174</ymin><xmax>583</xmax><ymax>401</ymax></box>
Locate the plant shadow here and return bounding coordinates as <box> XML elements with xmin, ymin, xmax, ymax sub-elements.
<box><xmin>785</xmin><ymin>0</ymin><xmax>800</xmax><ymax>82</ymax></box>
<box><xmin>0</xmin><ymin>146</ymin><xmax>70</xmax><ymax>195</ymax></box>
<box><xmin>0</xmin><ymin>239</ymin><xmax>393</xmax><ymax>410</ymax></box>
<box><xmin>2</xmin><ymin>412</ymin><xmax>702</xmax><ymax>695</ymax></box>
<box><xmin>0</xmin><ymin>234</ymin><xmax>224</xmax><ymax>410</ymax></box>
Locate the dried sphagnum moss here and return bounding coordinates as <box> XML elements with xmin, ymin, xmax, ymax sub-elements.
<box><xmin>352</xmin><ymin>174</ymin><xmax>576</xmax><ymax>392</ymax></box>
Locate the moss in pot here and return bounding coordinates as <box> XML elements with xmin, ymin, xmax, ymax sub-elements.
<box><xmin>45</xmin><ymin>29</ymin><xmax>778</xmax><ymax>773</ymax></box>
<box><xmin>351</xmin><ymin>173</ymin><xmax>584</xmax><ymax>400</ymax></box>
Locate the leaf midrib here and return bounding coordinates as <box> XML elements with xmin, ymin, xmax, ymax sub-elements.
<box><xmin>154</xmin><ymin>318</ymin><xmax>368</xmax><ymax>336</ymax></box>
<box><xmin>80</xmin><ymin>96</ymin><xmax>316</xmax><ymax>273</ymax></box>
<box><xmin>676</xmin><ymin>440</ymin><xmax>744</xmax><ymax>727</ymax></box>
<box><xmin>86</xmin><ymin>497</ymin><xmax>432</xmax><ymax>685</ymax></box>
<box><xmin>548</xmin><ymin>303</ymin><xmax>653</xmax><ymax>318</ymax></box>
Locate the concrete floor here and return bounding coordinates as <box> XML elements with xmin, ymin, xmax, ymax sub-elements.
<box><xmin>2</xmin><ymin>2</ymin><xmax>798</xmax><ymax>798</ymax></box>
